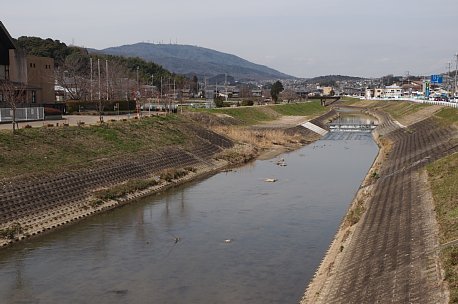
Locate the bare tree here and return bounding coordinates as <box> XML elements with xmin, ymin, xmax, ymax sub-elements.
<box><xmin>55</xmin><ymin>52</ymin><xmax>91</xmax><ymax>101</ymax></box>
<box><xmin>0</xmin><ymin>80</ymin><xmax>26</xmax><ymax>133</ymax></box>
<box><xmin>280</xmin><ymin>88</ymin><xmax>298</xmax><ymax>103</ymax></box>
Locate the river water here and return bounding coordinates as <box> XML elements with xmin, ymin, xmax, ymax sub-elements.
<box><xmin>0</xmin><ymin>118</ymin><xmax>378</xmax><ymax>304</ymax></box>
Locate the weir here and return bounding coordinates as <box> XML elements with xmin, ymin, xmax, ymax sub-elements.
<box><xmin>329</xmin><ymin>122</ymin><xmax>377</xmax><ymax>132</ymax></box>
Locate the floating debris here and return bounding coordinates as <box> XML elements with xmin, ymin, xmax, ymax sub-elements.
<box><xmin>275</xmin><ymin>158</ymin><xmax>287</xmax><ymax>167</ymax></box>
<box><xmin>264</xmin><ymin>178</ymin><xmax>277</xmax><ymax>183</ymax></box>
<box><xmin>109</xmin><ymin>289</ymin><xmax>128</xmax><ymax>295</ymax></box>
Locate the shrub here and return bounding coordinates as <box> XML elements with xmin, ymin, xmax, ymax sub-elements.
<box><xmin>0</xmin><ymin>223</ymin><xmax>23</xmax><ymax>239</ymax></box>
<box><xmin>241</xmin><ymin>100</ymin><xmax>254</xmax><ymax>106</ymax></box>
<box><xmin>44</xmin><ymin>107</ymin><xmax>62</xmax><ymax>115</ymax></box>
<box><xmin>94</xmin><ymin>178</ymin><xmax>159</xmax><ymax>201</ymax></box>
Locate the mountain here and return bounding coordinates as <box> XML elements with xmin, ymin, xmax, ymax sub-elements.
<box><xmin>97</xmin><ymin>43</ymin><xmax>293</xmax><ymax>81</ymax></box>
<box><xmin>305</xmin><ymin>75</ymin><xmax>364</xmax><ymax>84</ymax></box>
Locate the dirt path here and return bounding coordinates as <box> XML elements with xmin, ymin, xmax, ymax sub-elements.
<box><xmin>254</xmin><ymin>115</ymin><xmax>308</xmax><ymax>129</ymax></box>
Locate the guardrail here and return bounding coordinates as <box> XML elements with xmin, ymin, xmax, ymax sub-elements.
<box><xmin>413</xmin><ymin>99</ymin><xmax>458</xmax><ymax>108</ymax></box>
<box><xmin>0</xmin><ymin>107</ymin><xmax>45</xmax><ymax>123</ymax></box>
<box><xmin>360</xmin><ymin>97</ymin><xmax>458</xmax><ymax>108</ymax></box>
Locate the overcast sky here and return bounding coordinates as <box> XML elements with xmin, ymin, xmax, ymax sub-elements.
<box><xmin>3</xmin><ymin>0</ymin><xmax>458</xmax><ymax>78</ymax></box>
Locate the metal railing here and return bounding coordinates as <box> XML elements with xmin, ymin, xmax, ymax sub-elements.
<box><xmin>361</xmin><ymin>97</ymin><xmax>458</xmax><ymax>108</ymax></box>
<box><xmin>0</xmin><ymin>107</ymin><xmax>45</xmax><ymax>123</ymax></box>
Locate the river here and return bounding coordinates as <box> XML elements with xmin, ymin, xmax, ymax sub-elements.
<box><xmin>0</xmin><ymin>116</ymin><xmax>378</xmax><ymax>304</ymax></box>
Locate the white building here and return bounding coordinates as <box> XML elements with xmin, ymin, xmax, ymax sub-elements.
<box><xmin>383</xmin><ymin>84</ymin><xmax>402</xmax><ymax>99</ymax></box>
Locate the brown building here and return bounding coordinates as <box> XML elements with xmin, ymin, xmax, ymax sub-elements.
<box><xmin>0</xmin><ymin>21</ymin><xmax>54</xmax><ymax>106</ymax></box>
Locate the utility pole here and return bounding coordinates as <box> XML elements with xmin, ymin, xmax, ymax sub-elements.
<box><xmin>406</xmin><ymin>71</ymin><xmax>411</xmax><ymax>97</ymax></box>
<box><xmin>448</xmin><ymin>62</ymin><xmax>452</xmax><ymax>93</ymax></box>
<box><xmin>106</xmin><ymin>59</ymin><xmax>109</xmax><ymax>101</ymax></box>
<box><xmin>97</xmin><ymin>59</ymin><xmax>101</xmax><ymax>101</ymax></box>
<box><xmin>454</xmin><ymin>53</ymin><xmax>458</xmax><ymax>97</ymax></box>
<box><xmin>136</xmin><ymin>66</ymin><xmax>140</xmax><ymax>96</ymax></box>
<box><xmin>153</xmin><ymin>74</ymin><xmax>154</xmax><ymax>114</ymax></box>
<box><xmin>90</xmin><ymin>58</ymin><xmax>93</xmax><ymax>101</ymax></box>
<box><xmin>225</xmin><ymin>73</ymin><xmax>228</xmax><ymax>102</ymax></box>
<box><xmin>97</xmin><ymin>58</ymin><xmax>102</xmax><ymax>122</ymax></box>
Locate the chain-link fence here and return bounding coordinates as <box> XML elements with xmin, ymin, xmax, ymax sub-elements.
<box><xmin>0</xmin><ymin>107</ymin><xmax>44</xmax><ymax>123</ymax></box>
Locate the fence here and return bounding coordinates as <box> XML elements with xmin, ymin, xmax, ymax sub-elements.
<box><xmin>0</xmin><ymin>107</ymin><xmax>45</xmax><ymax>123</ymax></box>
<box><xmin>413</xmin><ymin>99</ymin><xmax>458</xmax><ymax>108</ymax></box>
<box><xmin>360</xmin><ymin>97</ymin><xmax>458</xmax><ymax>109</ymax></box>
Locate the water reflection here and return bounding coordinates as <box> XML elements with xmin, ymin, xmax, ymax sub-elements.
<box><xmin>0</xmin><ymin>121</ymin><xmax>378</xmax><ymax>304</ymax></box>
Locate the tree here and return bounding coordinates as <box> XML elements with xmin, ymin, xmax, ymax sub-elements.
<box><xmin>270</xmin><ymin>81</ymin><xmax>284</xmax><ymax>103</ymax></box>
<box><xmin>281</xmin><ymin>88</ymin><xmax>297</xmax><ymax>103</ymax></box>
<box><xmin>191</xmin><ymin>75</ymin><xmax>198</xmax><ymax>96</ymax></box>
<box><xmin>214</xmin><ymin>95</ymin><xmax>225</xmax><ymax>108</ymax></box>
<box><xmin>55</xmin><ymin>52</ymin><xmax>91</xmax><ymax>100</ymax></box>
<box><xmin>0</xmin><ymin>80</ymin><xmax>26</xmax><ymax>133</ymax></box>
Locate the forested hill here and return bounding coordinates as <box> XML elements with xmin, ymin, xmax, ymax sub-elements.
<box><xmin>14</xmin><ymin>36</ymin><xmax>181</xmax><ymax>84</ymax></box>
<box><xmin>306</xmin><ymin>75</ymin><xmax>363</xmax><ymax>85</ymax></box>
<box><xmin>99</xmin><ymin>43</ymin><xmax>293</xmax><ymax>81</ymax></box>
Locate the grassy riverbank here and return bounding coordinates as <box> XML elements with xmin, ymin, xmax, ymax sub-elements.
<box><xmin>427</xmin><ymin>107</ymin><xmax>458</xmax><ymax>303</ymax></box>
<box><xmin>198</xmin><ymin>101</ymin><xmax>327</xmax><ymax>124</ymax></box>
<box><xmin>0</xmin><ymin>102</ymin><xmax>328</xmax><ymax>180</ymax></box>
<box><xmin>0</xmin><ymin>115</ymin><xmax>192</xmax><ymax>179</ymax></box>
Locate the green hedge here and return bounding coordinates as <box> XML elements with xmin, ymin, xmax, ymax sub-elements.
<box><xmin>66</xmin><ymin>100</ymin><xmax>137</xmax><ymax>114</ymax></box>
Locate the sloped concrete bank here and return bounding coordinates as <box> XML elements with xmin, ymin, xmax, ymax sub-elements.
<box><xmin>302</xmin><ymin>107</ymin><xmax>457</xmax><ymax>303</ymax></box>
<box><xmin>0</xmin><ymin>110</ymin><xmax>336</xmax><ymax>248</ymax></box>
<box><xmin>0</xmin><ymin>125</ymin><xmax>237</xmax><ymax>247</ymax></box>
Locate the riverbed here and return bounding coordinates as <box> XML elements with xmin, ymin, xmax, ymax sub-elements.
<box><xmin>0</xmin><ymin>126</ymin><xmax>378</xmax><ymax>303</ymax></box>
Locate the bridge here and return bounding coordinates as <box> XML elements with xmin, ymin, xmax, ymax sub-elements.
<box><xmin>329</xmin><ymin>122</ymin><xmax>377</xmax><ymax>132</ymax></box>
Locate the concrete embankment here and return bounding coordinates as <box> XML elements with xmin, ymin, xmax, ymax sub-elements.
<box><xmin>302</xmin><ymin>106</ymin><xmax>457</xmax><ymax>303</ymax></box>
<box><xmin>0</xmin><ymin>126</ymin><xmax>236</xmax><ymax>247</ymax></box>
<box><xmin>0</xmin><ymin>110</ymin><xmax>336</xmax><ymax>248</ymax></box>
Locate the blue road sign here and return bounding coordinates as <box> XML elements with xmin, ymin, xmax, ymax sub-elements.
<box><xmin>431</xmin><ymin>75</ymin><xmax>443</xmax><ymax>84</ymax></box>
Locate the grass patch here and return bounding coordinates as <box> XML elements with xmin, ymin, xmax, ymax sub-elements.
<box><xmin>435</xmin><ymin>107</ymin><xmax>458</xmax><ymax>125</ymax></box>
<box><xmin>0</xmin><ymin>115</ymin><xmax>192</xmax><ymax>179</ymax></box>
<box><xmin>216</xmin><ymin>144</ymin><xmax>257</xmax><ymax>164</ymax></box>
<box><xmin>208</xmin><ymin>107</ymin><xmax>278</xmax><ymax>124</ymax></box>
<box><xmin>212</xmin><ymin>126</ymin><xmax>303</xmax><ymax>149</ymax></box>
<box><xmin>197</xmin><ymin>101</ymin><xmax>326</xmax><ymax>125</ymax></box>
<box><xmin>0</xmin><ymin>223</ymin><xmax>23</xmax><ymax>240</ymax></box>
<box><xmin>94</xmin><ymin>178</ymin><xmax>160</xmax><ymax>201</ymax></box>
<box><xmin>442</xmin><ymin>246</ymin><xmax>458</xmax><ymax>303</ymax></box>
<box><xmin>338</xmin><ymin>96</ymin><xmax>363</xmax><ymax>105</ymax></box>
<box><xmin>159</xmin><ymin>168</ymin><xmax>190</xmax><ymax>182</ymax></box>
<box><xmin>267</xmin><ymin>101</ymin><xmax>326</xmax><ymax>116</ymax></box>
<box><xmin>427</xmin><ymin>152</ymin><xmax>458</xmax><ymax>302</ymax></box>
<box><xmin>379</xmin><ymin>101</ymin><xmax>430</xmax><ymax>120</ymax></box>
<box><xmin>427</xmin><ymin>152</ymin><xmax>458</xmax><ymax>244</ymax></box>
<box><xmin>345</xmin><ymin>198</ymin><xmax>366</xmax><ymax>227</ymax></box>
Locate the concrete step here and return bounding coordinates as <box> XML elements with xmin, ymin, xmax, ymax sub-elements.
<box><xmin>300</xmin><ymin>121</ymin><xmax>328</xmax><ymax>136</ymax></box>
